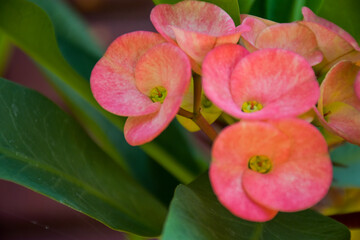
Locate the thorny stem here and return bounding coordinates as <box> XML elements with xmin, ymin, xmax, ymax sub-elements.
<box><xmin>177</xmin><ymin>73</ymin><xmax>218</xmax><ymax>142</ymax></box>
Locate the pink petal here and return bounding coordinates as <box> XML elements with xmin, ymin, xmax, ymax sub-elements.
<box><xmin>90</xmin><ymin>31</ymin><xmax>165</xmax><ymax>116</ymax></box>
<box><xmin>124</xmin><ymin>43</ymin><xmax>191</xmax><ymax>146</ymax></box>
<box><xmin>242</xmin><ymin>119</ymin><xmax>332</xmax><ymax>211</ymax></box>
<box><xmin>124</xmin><ymin>96</ymin><xmax>183</xmax><ymax>146</ymax></box>
<box><xmin>210</xmin><ymin>121</ymin><xmax>293</xmax><ymax>221</ymax></box>
<box><xmin>134</xmin><ymin>43</ymin><xmax>191</xmax><ymax>97</ymax></box>
<box><xmin>356</xmin><ymin>72</ymin><xmax>360</xmax><ymax>99</ymax></box>
<box><xmin>255</xmin><ymin>23</ymin><xmax>323</xmax><ymax>66</ymax></box>
<box><xmin>240</xmin><ymin>16</ymin><xmax>268</xmax><ymax>52</ymax></box>
<box><xmin>151</xmin><ymin>1</ymin><xmax>248</xmax><ymax>64</ymax></box>
<box><xmin>299</xmin><ymin>20</ymin><xmax>354</xmax><ymax>66</ymax></box>
<box><xmin>151</xmin><ymin>1</ymin><xmax>235</xmax><ymax>42</ymax></box>
<box><xmin>302</xmin><ymin>7</ymin><xmax>360</xmax><ymax>51</ymax></box>
<box><xmin>202</xmin><ymin>44</ymin><xmax>249</xmax><ymax>117</ymax></box>
<box><xmin>323</xmin><ymin>102</ymin><xmax>360</xmax><ymax>145</ymax></box>
<box><xmin>230</xmin><ymin>49</ymin><xmax>319</xmax><ymax>119</ymax></box>
<box><xmin>321</xmin><ymin>61</ymin><xmax>360</xmax><ymax>111</ymax></box>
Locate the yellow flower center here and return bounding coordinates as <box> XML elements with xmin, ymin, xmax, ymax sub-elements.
<box><xmin>248</xmin><ymin>155</ymin><xmax>272</xmax><ymax>174</ymax></box>
<box><xmin>241</xmin><ymin>100</ymin><xmax>263</xmax><ymax>113</ymax></box>
<box><xmin>149</xmin><ymin>86</ymin><xmax>167</xmax><ymax>103</ymax></box>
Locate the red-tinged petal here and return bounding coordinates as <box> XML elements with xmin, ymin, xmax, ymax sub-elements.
<box><xmin>255</xmin><ymin>23</ymin><xmax>323</xmax><ymax>66</ymax></box>
<box><xmin>210</xmin><ymin>121</ymin><xmax>293</xmax><ymax>221</ymax></box>
<box><xmin>321</xmin><ymin>61</ymin><xmax>360</xmax><ymax>111</ymax></box>
<box><xmin>134</xmin><ymin>42</ymin><xmax>191</xmax><ymax>97</ymax></box>
<box><xmin>171</xmin><ymin>26</ymin><xmax>216</xmax><ymax>64</ymax></box>
<box><xmin>243</xmin><ymin>119</ymin><xmax>332</xmax><ymax>212</ymax></box>
<box><xmin>240</xmin><ymin>16</ymin><xmax>268</xmax><ymax>52</ymax></box>
<box><xmin>240</xmin><ymin>14</ymin><xmax>277</xmax><ymax>27</ymax></box>
<box><xmin>230</xmin><ymin>49</ymin><xmax>319</xmax><ymax>119</ymax></box>
<box><xmin>202</xmin><ymin>44</ymin><xmax>249</xmax><ymax>117</ymax></box>
<box><xmin>299</xmin><ymin>20</ymin><xmax>354</xmax><ymax>64</ymax></box>
<box><xmin>151</xmin><ymin>1</ymin><xmax>235</xmax><ymax>42</ymax></box>
<box><xmin>171</xmin><ymin>24</ymin><xmax>249</xmax><ymax>64</ymax></box>
<box><xmin>90</xmin><ymin>31</ymin><xmax>166</xmax><ymax>116</ymax></box>
<box><xmin>324</xmin><ymin>102</ymin><xmax>360</xmax><ymax>145</ymax></box>
<box><xmin>356</xmin><ymin>72</ymin><xmax>360</xmax><ymax>99</ymax></box>
<box><xmin>124</xmin><ymin>96</ymin><xmax>183</xmax><ymax>146</ymax></box>
<box><xmin>302</xmin><ymin>7</ymin><xmax>360</xmax><ymax>51</ymax></box>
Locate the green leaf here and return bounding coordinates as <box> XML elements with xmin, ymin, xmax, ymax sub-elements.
<box><xmin>0</xmin><ymin>32</ymin><xmax>11</xmax><ymax>76</ymax></box>
<box><xmin>0</xmin><ymin>78</ymin><xmax>167</xmax><ymax>237</ymax></box>
<box><xmin>331</xmin><ymin>143</ymin><xmax>360</xmax><ymax>187</ymax></box>
<box><xmin>28</xmin><ymin>0</ymin><xmax>103</xmax><ymax>80</ymax></box>
<box><xmin>238</xmin><ymin>0</ymin><xmax>256</xmax><ymax>14</ymax></box>
<box><xmin>153</xmin><ymin>0</ymin><xmax>241</xmax><ymax>26</ymax></box>
<box><xmin>0</xmin><ymin>0</ymin><xmax>204</xmax><ymax>186</ymax></box>
<box><xmin>162</xmin><ymin>173</ymin><xmax>350</xmax><ymax>240</ymax></box>
<box><xmin>305</xmin><ymin>0</ymin><xmax>360</xmax><ymax>42</ymax></box>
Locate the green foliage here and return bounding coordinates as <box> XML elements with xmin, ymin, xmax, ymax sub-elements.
<box><xmin>331</xmin><ymin>143</ymin><xmax>360</xmax><ymax>187</ymax></box>
<box><xmin>162</xmin><ymin>173</ymin><xmax>350</xmax><ymax>240</ymax></box>
<box><xmin>0</xmin><ymin>78</ymin><xmax>167</xmax><ymax>237</ymax></box>
<box><xmin>0</xmin><ymin>0</ymin><xmax>204</xmax><ymax>192</ymax></box>
<box><xmin>28</xmin><ymin>0</ymin><xmax>103</xmax><ymax>80</ymax></box>
<box><xmin>153</xmin><ymin>0</ymin><xmax>240</xmax><ymax>25</ymax></box>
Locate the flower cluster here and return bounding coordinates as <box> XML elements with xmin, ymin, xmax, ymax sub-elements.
<box><xmin>90</xmin><ymin>1</ymin><xmax>360</xmax><ymax>222</ymax></box>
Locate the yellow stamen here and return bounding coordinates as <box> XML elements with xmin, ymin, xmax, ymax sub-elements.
<box><xmin>149</xmin><ymin>86</ymin><xmax>167</xmax><ymax>103</ymax></box>
<box><xmin>241</xmin><ymin>100</ymin><xmax>263</xmax><ymax>113</ymax></box>
<box><xmin>248</xmin><ymin>155</ymin><xmax>272</xmax><ymax>174</ymax></box>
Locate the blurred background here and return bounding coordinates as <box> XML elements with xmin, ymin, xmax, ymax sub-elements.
<box><xmin>0</xmin><ymin>0</ymin><xmax>157</xmax><ymax>239</ymax></box>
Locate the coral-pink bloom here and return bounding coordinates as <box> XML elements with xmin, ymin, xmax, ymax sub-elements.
<box><xmin>150</xmin><ymin>0</ymin><xmax>249</xmax><ymax>72</ymax></box>
<box><xmin>316</xmin><ymin>61</ymin><xmax>360</xmax><ymax>145</ymax></box>
<box><xmin>241</xmin><ymin>16</ymin><xmax>323</xmax><ymax>66</ymax></box>
<box><xmin>202</xmin><ymin>45</ymin><xmax>319</xmax><ymax>120</ymax></box>
<box><xmin>210</xmin><ymin>119</ymin><xmax>332</xmax><ymax>222</ymax></box>
<box><xmin>300</xmin><ymin>7</ymin><xmax>360</xmax><ymax>73</ymax></box>
<box><xmin>91</xmin><ymin>31</ymin><xmax>191</xmax><ymax>146</ymax></box>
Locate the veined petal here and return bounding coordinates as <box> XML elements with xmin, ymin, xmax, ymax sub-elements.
<box><xmin>134</xmin><ymin>42</ymin><xmax>191</xmax><ymax>98</ymax></box>
<box><xmin>322</xmin><ymin>102</ymin><xmax>360</xmax><ymax>145</ymax></box>
<box><xmin>255</xmin><ymin>23</ymin><xmax>323</xmax><ymax>66</ymax></box>
<box><xmin>90</xmin><ymin>31</ymin><xmax>165</xmax><ymax>116</ymax></box>
<box><xmin>151</xmin><ymin>1</ymin><xmax>235</xmax><ymax>42</ymax></box>
<box><xmin>321</xmin><ymin>61</ymin><xmax>360</xmax><ymax>110</ymax></box>
<box><xmin>210</xmin><ymin>121</ymin><xmax>291</xmax><ymax>222</ymax></box>
<box><xmin>202</xmin><ymin>44</ymin><xmax>249</xmax><ymax>117</ymax></box>
<box><xmin>302</xmin><ymin>7</ymin><xmax>360</xmax><ymax>51</ymax></box>
<box><xmin>240</xmin><ymin>16</ymin><xmax>269</xmax><ymax>52</ymax></box>
<box><xmin>242</xmin><ymin>119</ymin><xmax>332</xmax><ymax>212</ymax></box>
<box><xmin>124</xmin><ymin>96</ymin><xmax>184</xmax><ymax>146</ymax></box>
<box><xmin>356</xmin><ymin>72</ymin><xmax>360</xmax><ymax>99</ymax></box>
<box><xmin>230</xmin><ymin>49</ymin><xmax>319</xmax><ymax>119</ymax></box>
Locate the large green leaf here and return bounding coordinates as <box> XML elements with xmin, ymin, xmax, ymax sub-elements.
<box><xmin>0</xmin><ymin>32</ymin><xmax>11</xmax><ymax>76</ymax></box>
<box><xmin>28</xmin><ymin>0</ymin><xmax>103</xmax><ymax>80</ymax></box>
<box><xmin>0</xmin><ymin>78</ymin><xmax>167</xmax><ymax>237</ymax></box>
<box><xmin>162</xmin><ymin>173</ymin><xmax>350</xmax><ymax>240</ymax></box>
<box><xmin>0</xmin><ymin>0</ymin><xmax>205</xmax><ymax>186</ymax></box>
<box><xmin>153</xmin><ymin>0</ymin><xmax>241</xmax><ymax>26</ymax></box>
<box><xmin>331</xmin><ymin>143</ymin><xmax>360</xmax><ymax>187</ymax></box>
<box><xmin>238</xmin><ymin>0</ymin><xmax>256</xmax><ymax>14</ymax></box>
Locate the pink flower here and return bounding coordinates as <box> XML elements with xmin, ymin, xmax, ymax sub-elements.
<box><xmin>202</xmin><ymin>45</ymin><xmax>319</xmax><ymax>120</ymax></box>
<box><xmin>300</xmin><ymin>7</ymin><xmax>360</xmax><ymax>73</ymax></box>
<box><xmin>90</xmin><ymin>31</ymin><xmax>191</xmax><ymax>146</ymax></box>
<box><xmin>315</xmin><ymin>61</ymin><xmax>360</xmax><ymax>145</ymax></box>
<box><xmin>240</xmin><ymin>15</ymin><xmax>323</xmax><ymax>66</ymax></box>
<box><xmin>210</xmin><ymin>119</ymin><xmax>332</xmax><ymax>222</ymax></box>
<box><xmin>150</xmin><ymin>0</ymin><xmax>249</xmax><ymax>73</ymax></box>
